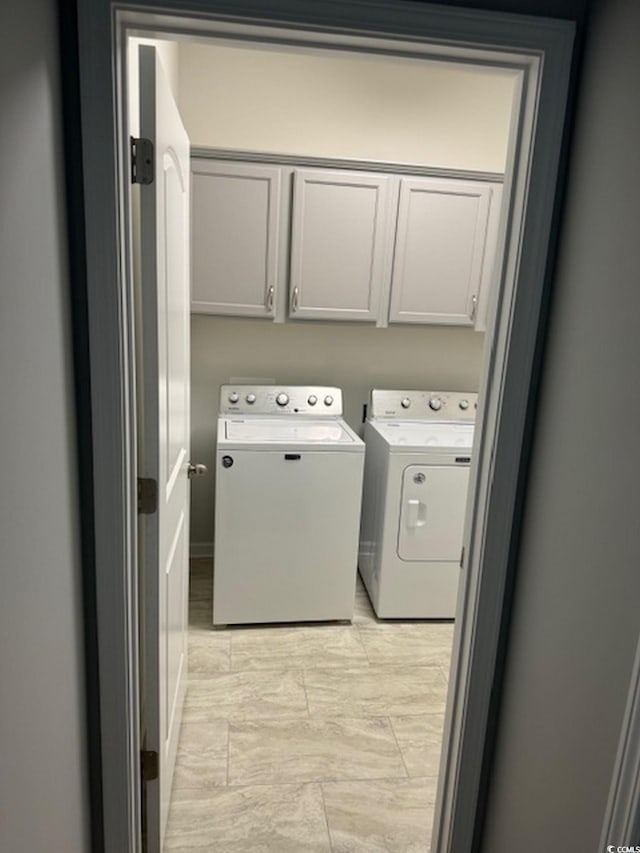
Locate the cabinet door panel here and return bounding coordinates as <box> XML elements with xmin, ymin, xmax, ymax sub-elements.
<box><xmin>474</xmin><ymin>183</ymin><xmax>504</xmax><ymax>333</ymax></box>
<box><xmin>191</xmin><ymin>161</ymin><xmax>281</xmax><ymax>317</ymax></box>
<box><xmin>390</xmin><ymin>178</ymin><xmax>492</xmax><ymax>325</ymax></box>
<box><xmin>290</xmin><ymin>169</ymin><xmax>393</xmax><ymax>322</ymax></box>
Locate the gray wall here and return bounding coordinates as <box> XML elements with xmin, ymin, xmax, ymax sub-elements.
<box><xmin>0</xmin><ymin>0</ymin><xmax>90</xmax><ymax>850</ymax></box>
<box><xmin>481</xmin><ymin>0</ymin><xmax>640</xmax><ymax>848</ymax></box>
<box><xmin>179</xmin><ymin>40</ymin><xmax>516</xmax><ymax>170</ymax></box>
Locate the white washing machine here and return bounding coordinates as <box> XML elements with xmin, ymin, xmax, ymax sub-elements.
<box><xmin>213</xmin><ymin>385</ymin><xmax>365</xmax><ymax>625</ymax></box>
<box><xmin>359</xmin><ymin>389</ymin><xmax>477</xmax><ymax>619</ymax></box>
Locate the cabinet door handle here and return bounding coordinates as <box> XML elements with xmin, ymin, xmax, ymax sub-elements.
<box><xmin>266</xmin><ymin>285</ymin><xmax>274</xmax><ymax>312</ymax></box>
<box><xmin>290</xmin><ymin>286</ymin><xmax>300</xmax><ymax>313</ymax></box>
<box><xmin>470</xmin><ymin>294</ymin><xmax>478</xmax><ymax>322</ymax></box>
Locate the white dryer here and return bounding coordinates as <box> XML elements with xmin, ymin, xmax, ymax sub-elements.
<box><xmin>359</xmin><ymin>389</ymin><xmax>477</xmax><ymax>619</ymax></box>
<box><xmin>214</xmin><ymin>385</ymin><xmax>365</xmax><ymax>625</ymax></box>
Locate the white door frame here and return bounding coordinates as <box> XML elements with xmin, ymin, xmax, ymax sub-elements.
<box><xmin>72</xmin><ymin>2</ymin><xmax>578</xmax><ymax>851</ymax></box>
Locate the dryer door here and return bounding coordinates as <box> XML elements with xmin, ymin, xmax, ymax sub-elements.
<box><xmin>397</xmin><ymin>464</ymin><xmax>470</xmax><ymax>562</ymax></box>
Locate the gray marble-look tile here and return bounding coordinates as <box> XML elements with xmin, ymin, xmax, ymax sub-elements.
<box><xmin>322</xmin><ymin>777</ymin><xmax>438</xmax><ymax>853</ymax></box>
<box><xmin>190</xmin><ymin>557</ymin><xmax>213</xmax><ymax>574</ymax></box>
<box><xmin>352</xmin><ymin>585</ymin><xmax>377</xmax><ymax>624</ymax></box>
<box><xmin>228</xmin><ymin>717</ymin><xmax>407</xmax><ymax>786</ymax></box>
<box><xmin>165</xmin><ymin>783</ymin><xmax>331</xmax><ymax>852</ymax></box>
<box><xmin>189</xmin><ymin>632</ymin><xmax>231</xmax><ymax>674</ymax></box>
<box><xmin>358</xmin><ymin>622</ymin><xmax>454</xmax><ymax>670</ymax></box>
<box><xmin>189</xmin><ymin>560</ymin><xmax>213</xmax><ymax>598</ymax></box>
<box><xmin>230</xmin><ymin>625</ymin><xmax>368</xmax><ymax>671</ymax></box>
<box><xmin>390</xmin><ymin>714</ymin><xmax>445</xmax><ymax>778</ymax></box>
<box><xmin>183</xmin><ymin>669</ymin><xmax>308</xmax><ymax>723</ymax></box>
<box><xmin>304</xmin><ymin>666</ymin><xmax>447</xmax><ymax>718</ymax></box>
<box><xmin>172</xmin><ymin>721</ymin><xmax>228</xmax><ymax>790</ymax></box>
<box><xmin>189</xmin><ymin>578</ymin><xmax>213</xmax><ymax>604</ymax></box>
<box><xmin>352</xmin><ymin>602</ymin><xmax>376</xmax><ymax>625</ymax></box>
<box><xmin>189</xmin><ymin>600</ymin><xmax>214</xmax><ymax>631</ymax></box>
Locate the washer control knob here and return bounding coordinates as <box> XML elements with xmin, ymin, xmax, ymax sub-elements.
<box><xmin>324</xmin><ymin>395</ymin><xmax>334</xmax><ymax>407</ymax></box>
<box><xmin>228</xmin><ymin>391</ymin><xmax>239</xmax><ymax>404</ymax></box>
<box><xmin>276</xmin><ymin>393</ymin><xmax>289</xmax><ymax>407</ymax></box>
<box><xmin>401</xmin><ymin>397</ymin><xmax>411</xmax><ymax>409</ymax></box>
<box><xmin>459</xmin><ymin>399</ymin><xmax>469</xmax><ymax>410</ymax></box>
<box><xmin>307</xmin><ymin>395</ymin><xmax>318</xmax><ymax>406</ymax></box>
<box><xmin>429</xmin><ymin>397</ymin><xmax>442</xmax><ymax>411</ymax></box>
<box><xmin>246</xmin><ymin>393</ymin><xmax>256</xmax><ymax>404</ymax></box>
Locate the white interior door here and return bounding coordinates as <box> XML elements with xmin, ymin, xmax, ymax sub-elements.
<box><xmin>138</xmin><ymin>45</ymin><xmax>191</xmax><ymax>851</ymax></box>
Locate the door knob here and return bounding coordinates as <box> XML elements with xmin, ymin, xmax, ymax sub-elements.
<box><xmin>187</xmin><ymin>463</ymin><xmax>208</xmax><ymax>479</ymax></box>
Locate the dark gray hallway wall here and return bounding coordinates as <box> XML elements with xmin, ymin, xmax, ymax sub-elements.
<box><xmin>0</xmin><ymin>0</ymin><xmax>90</xmax><ymax>850</ymax></box>
<box><xmin>482</xmin><ymin>0</ymin><xmax>640</xmax><ymax>848</ymax></box>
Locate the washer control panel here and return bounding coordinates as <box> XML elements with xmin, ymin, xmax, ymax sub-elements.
<box><xmin>370</xmin><ymin>390</ymin><xmax>478</xmax><ymax>421</ymax></box>
<box><xmin>220</xmin><ymin>385</ymin><xmax>343</xmax><ymax>416</ymax></box>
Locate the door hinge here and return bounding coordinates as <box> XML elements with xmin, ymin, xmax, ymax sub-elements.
<box><xmin>137</xmin><ymin>477</ymin><xmax>158</xmax><ymax>514</ymax></box>
<box><xmin>141</xmin><ymin>750</ymin><xmax>158</xmax><ymax>782</ymax></box>
<box><xmin>130</xmin><ymin>136</ymin><xmax>154</xmax><ymax>185</ymax></box>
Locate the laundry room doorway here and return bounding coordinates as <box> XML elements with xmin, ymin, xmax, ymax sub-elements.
<box><xmin>70</xmin><ymin>2</ymin><xmax>580</xmax><ymax>851</ymax></box>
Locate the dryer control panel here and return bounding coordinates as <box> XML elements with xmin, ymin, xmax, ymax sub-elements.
<box><xmin>370</xmin><ymin>390</ymin><xmax>477</xmax><ymax>421</ymax></box>
<box><xmin>220</xmin><ymin>385</ymin><xmax>343</xmax><ymax>416</ymax></box>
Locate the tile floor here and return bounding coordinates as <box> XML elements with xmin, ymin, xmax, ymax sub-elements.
<box><xmin>165</xmin><ymin>558</ymin><xmax>454</xmax><ymax>852</ymax></box>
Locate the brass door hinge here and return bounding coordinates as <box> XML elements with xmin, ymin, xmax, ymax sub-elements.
<box><xmin>131</xmin><ymin>136</ymin><xmax>154</xmax><ymax>185</ymax></box>
<box><xmin>137</xmin><ymin>478</ymin><xmax>158</xmax><ymax>515</ymax></box>
<box><xmin>141</xmin><ymin>750</ymin><xmax>158</xmax><ymax>782</ymax></box>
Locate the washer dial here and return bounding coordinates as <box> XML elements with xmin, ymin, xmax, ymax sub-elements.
<box><xmin>276</xmin><ymin>392</ymin><xmax>290</xmax><ymax>407</ymax></box>
<box><xmin>459</xmin><ymin>399</ymin><xmax>469</xmax><ymax>410</ymax></box>
<box><xmin>429</xmin><ymin>397</ymin><xmax>442</xmax><ymax>411</ymax></box>
<box><xmin>307</xmin><ymin>395</ymin><xmax>318</xmax><ymax>406</ymax></box>
<box><xmin>401</xmin><ymin>398</ymin><xmax>411</xmax><ymax>409</ymax></box>
<box><xmin>324</xmin><ymin>395</ymin><xmax>334</xmax><ymax>407</ymax></box>
<box><xmin>228</xmin><ymin>391</ymin><xmax>239</xmax><ymax>404</ymax></box>
<box><xmin>246</xmin><ymin>393</ymin><xmax>256</xmax><ymax>404</ymax></box>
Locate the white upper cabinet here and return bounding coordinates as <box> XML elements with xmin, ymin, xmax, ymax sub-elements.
<box><xmin>289</xmin><ymin>168</ymin><xmax>394</xmax><ymax>322</ymax></box>
<box><xmin>389</xmin><ymin>177</ymin><xmax>492</xmax><ymax>326</ymax></box>
<box><xmin>189</xmin><ymin>156</ymin><xmax>503</xmax><ymax>328</ymax></box>
<box><xmin>191</xmin><ymin>160</ymin><xmax>281</xmax><ymax>317</ymax></box>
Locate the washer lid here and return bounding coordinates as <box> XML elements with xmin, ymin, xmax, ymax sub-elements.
<box><xmin>224</xmin><ymin>418</ymin><xmax>356</xmax><ymax>444</ymax></box>
<box><xmin>373</xmin><ymin>420</ymin><xmax>474</xmax><ymax>450</ymax></box>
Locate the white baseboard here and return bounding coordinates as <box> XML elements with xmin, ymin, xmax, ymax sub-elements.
<box><xmin>190</xmin><ymin>541</ymin><xmax>213</xmax><ymax>559</ymax></box>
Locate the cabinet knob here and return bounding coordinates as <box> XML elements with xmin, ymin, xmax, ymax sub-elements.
<box><xmin>470</xmin><ymin>294</ymin><xmax>478</xmax><ymax>322</ymax></box>
<box><xmin>290</xmin><ymin>286</ymin><xmax>300</xmax><ymax>313</ymax></box>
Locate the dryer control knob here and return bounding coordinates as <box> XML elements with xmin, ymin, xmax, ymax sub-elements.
<box><xmin>246</xmin><ymin>393</ymin><xmax>256</xmax><ymax>404</ymax></box>
<box><xmin>324</xmin><ymin>395</ymin><xmax>334</xmax><ymax>406</ymax></box>
<box><xmin>276</xmin><ymin>393</ymin><xmax>289</xmax><ymax>407</ymax></box>
<box><xmin>459</xmin><ymin>399</ymin><xmax>469</xmax><ymax>410</ymax></box>
<box><xmin>429</xmin><ymin>397</ymin><xmax>442</xmax><ymax>411</ymax></box>
<box><xmin>228</xmin><ymin>391</ymin><xmax>239</xmax><ymax>404</ymax></box>
<box><xmin>401</xmin><ymin>398</ymin><xmax>411</xmax><ymax>409</ymax></box>
<box><xmin>307</xmin><ymin>395</ymin><xmax>318</xmax><ymax>406</ymax></box>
